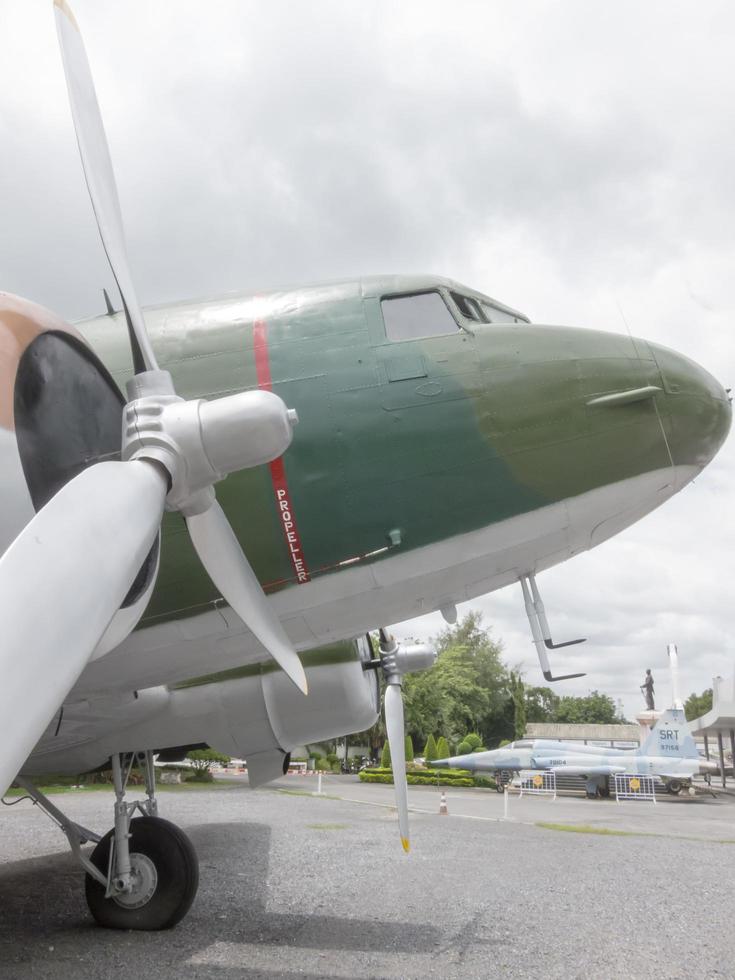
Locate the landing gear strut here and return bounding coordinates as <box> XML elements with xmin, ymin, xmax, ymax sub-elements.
<box><xmin>16</xmin><ymin>750</ymin><xmax>198</xmax><ymax>930</ymax></box>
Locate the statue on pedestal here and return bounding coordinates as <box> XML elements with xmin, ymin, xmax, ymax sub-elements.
<box><xmin>640</xmin><ymin>669</ymin><xmax>655</xmax><ymax>710</ymax></box>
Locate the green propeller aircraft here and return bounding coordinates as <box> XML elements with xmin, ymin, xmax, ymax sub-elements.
<box><xmin>0</xmin><ymin>0</ymin><xmax>729</xmax><ymax>931</ymax></box>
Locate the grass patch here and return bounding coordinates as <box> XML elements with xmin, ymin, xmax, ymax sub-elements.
<box><xmin>537</xmin><ymin>822</ymin><xmax>638</xmax><ymax>838</ymax></box>
<box><xmin>306</xmin><ymin>823</ymin><xmax>349</xmax><ymax>831</ymax></box>
<box><xmin>3</xmin><ymin>779</ymin><xmax>243</xmax><ymax>799</ymax></box>
<box><xmin>4</xmin><ymin>784</ymin><xmax>112</xmax><ymax>797</ymax></box>
<box><xmin>536</xmin><ymin>822</ymin><xmax>735</xmax><ymax>845</ymax></box>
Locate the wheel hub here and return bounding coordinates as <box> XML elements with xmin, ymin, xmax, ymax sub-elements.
<box><xmin>113</xmin><ymin>852</ymin><xmax>158</xmax><ymax>909</ymax></box>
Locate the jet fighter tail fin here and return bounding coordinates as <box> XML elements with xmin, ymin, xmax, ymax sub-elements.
<box><xmin>639</xmin><ymin>708</ymin><xmax>699</xmax><ymax>760</ymax></box>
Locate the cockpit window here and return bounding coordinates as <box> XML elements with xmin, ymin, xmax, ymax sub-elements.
<box><xmin>479</xmin><ymin>300</ymin><xmax>521</xmax><ymax>323</ymax></box>
<box><xmin>510</xmin><ymin>740</ymin><xmax>533</xmax><ymax>749</ymax></box>
<box><xmin>450</xmin><ymin>291</ymin><xmax>486</xmax><ymax>323</ymax></box>
<box><xmin>381</xmin><ymin>291</ymin><xmax>459</xmax><ymax>341</ymax></box>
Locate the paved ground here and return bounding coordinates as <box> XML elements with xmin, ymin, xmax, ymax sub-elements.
<box><xmin>0</xmin><ymin>773</ymin><xmax>733</xmax><ymax>979</ymax></box>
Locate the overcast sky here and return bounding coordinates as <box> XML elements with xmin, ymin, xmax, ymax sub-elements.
<box><xmin>2</xmin><ymin>1</ymin><xmax>733</xmax><ymax>719</ymax></box>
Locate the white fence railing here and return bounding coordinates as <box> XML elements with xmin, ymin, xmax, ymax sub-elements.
<box><xmin>614</xmin><ymin>773</ymin><xmax>656</xmax><ymax>803</ymax></box>
<box><xmin>518</xmin><ymin>770</ymin><xmax>556</xmax><ymax>799</ymax></box>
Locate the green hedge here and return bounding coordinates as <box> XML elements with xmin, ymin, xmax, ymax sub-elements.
<box><xmin>364</xmin><ymin>766</ymin><xmax>470</xmax><ymax>778</ymax></box>
<box><xmin>359</xmin><ymin>767</ymin><xmax>496</xmax><ymax>789</ymax></box>
<box><xmin>361</xmin><ymin>772</ymin><xmax>473</xmax><ymax>787</ymax></box>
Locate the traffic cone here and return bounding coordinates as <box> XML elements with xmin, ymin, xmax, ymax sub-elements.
<box><xmin>439</xmin><ymin>791</ymin><xmax>448</xmax><ymax>815</ymax></box>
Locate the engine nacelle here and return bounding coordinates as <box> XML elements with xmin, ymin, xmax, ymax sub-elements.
<box><xmin>203</xmin><ymin>636</ymin><xmax>379</xmax><ymax>784</ymax></box>
<box><xmin>21</xmin><ymin>636</ymin><xmax>380</xmax><ymax>785</ymax></box>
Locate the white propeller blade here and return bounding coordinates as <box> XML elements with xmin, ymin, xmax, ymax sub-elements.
<box><xmin>54</xmin><ymin>0</ymin><xmax>158</xmax><ymax>372</ymax></box>
<box><xmin>186</xmin><ymin>502</ymin><xmax>308</xmax><ymax>694</ymax></box>
<box><xmin>0</xmin><ymin>461</ymin><xmax>167</xmax><ymax>794</ymax></box>
<box><xmin>384</xmin><ymin>683</ymin><xmax>410</xmax><ymax>853</ymax></box>
<box><xmin>54</xmin><ymin>1</ymin><xmax>308</xmax><ymax>694</ymax></box>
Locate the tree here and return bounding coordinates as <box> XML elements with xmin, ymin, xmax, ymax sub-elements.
<box><xmin>525</xmin><ymin>686</ymin><xmax>560</xmax><ymax>723</ymax></box>
<box><xmin>436</xmin><ymin>736</ymin><xmax>450</xmax><ymax>760</ymax></box>
<box><xmin>402</xmin><ymin>612</ymin><xmax>512</xmax><ymax>747</ymax></box>
<box><xmin>456</xmin><ymin>740</ymin><xmax>472</xmax><ymax>755</ymax></box>
<box><xmin>509</xmin><ymin>671</ymin><xmax>526</xmax><ymax>740</ymax></box>
<box><xmin>404</xmin><ymin>735</ymin><xmax>414</xmax><ymax>762</ymax></box>
<box><xmin>555</xmin><ymin>691</ymin><xmax>620</xmax><ymax>724</ymax></box>
<box><xmin>380</xmin><ymin>740</ymin><xmax>391</xmax><ymax>768</ymax></box>
<box><xmin>423</xmin><ymin>734</ymin><xmax>438</xmax><ymax>763</ymax></box>
<box><xmin>685</xmin><ymin>689</ymin><xmax>713</xmax><ymax>721</ymax></box>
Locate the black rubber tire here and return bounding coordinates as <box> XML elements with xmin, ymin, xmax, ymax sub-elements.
<box><xmin>667</xmin><ymin>779</ymin><xmax>683</xmax><ymax>795</ymax></box>
<box><xmin>85</xmin><ymin>816</ymin><xmax>198</xmax><ymax>930</ymax></box>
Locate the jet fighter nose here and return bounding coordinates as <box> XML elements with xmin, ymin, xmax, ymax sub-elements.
<box><xmin>649</xmin><ymin>342</ymin><xmax>731</xmax><ymax>474</ymax></box>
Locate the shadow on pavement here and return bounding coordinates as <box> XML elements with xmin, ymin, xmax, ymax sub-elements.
<box><xmin>0</xmin><ymin>821</ymin><xmax>434</xmax><ymax>979</ymax></box>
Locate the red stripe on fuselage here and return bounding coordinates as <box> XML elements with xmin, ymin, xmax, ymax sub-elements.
<box><xmin>253</xmin><ymin>319</ymin><xmax>310</xmax><ymax>584</ymax></box>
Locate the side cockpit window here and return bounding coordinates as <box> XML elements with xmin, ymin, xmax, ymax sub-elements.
<box><xmin>479</xmin><ymin>300</ymin><xmax>522</xmax><ymax>323</ymax></box>
<box><xmin>450</xmin><ymin>291</ymin><xmax>486</xmax><ymax>323</ymax></box>
<box><xmin>381</xmin><ymin>291</ymin><xmax>459</xmax><ymax>341</ymax></box>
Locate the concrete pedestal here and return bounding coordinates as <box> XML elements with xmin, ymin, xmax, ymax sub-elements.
<box><xmin>635</xmin><ymin>709</ymin><xmax>661</xmax><ymax>745</ymax></box>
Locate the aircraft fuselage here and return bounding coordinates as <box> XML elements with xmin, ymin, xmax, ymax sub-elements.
<box><xmin>0</xmin><ymin>274</ymin><xmax>730</xmax><ymax>699</ymax></box>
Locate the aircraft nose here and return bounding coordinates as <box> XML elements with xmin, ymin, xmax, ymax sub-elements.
<box><xmin>649</xmin><ymin>342</ymin><xmax>731</xmax><ymax>472</ymax></box>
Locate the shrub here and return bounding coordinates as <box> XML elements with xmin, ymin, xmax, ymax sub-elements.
<box><xmin>456</xmin><ymin>733</ymin><xmax>487</xmax><ymax>754</ymax></box>
<box><xmin>359</xmin><ymin>770</ymin><xmax>474</xmax><ymax>787</ymax></box>
<box><xmin>360</xmin><ymin>766</ymin><xmax>477</xmax><ymax>787</ymax></box>
<box><xmin>436</xmin><ymin>736</ymin><xmax>450</xmax><ymax>760</ymax></box>
<box><xmin>186</xmin><ymin>748</ymin><xmax>230</xmax><ymax>777</ymax></box>
<box><xmin>186</xmin><ymin>769</ymin><xmax>214</xmax><ymax>782</ymax></box>
<box><xmin>380</xmin><ymin>741</ymin><xmax>391</xmax><ymax>768</ymax></box>
<box><xmin>472</xmin><ymin>775</ymin><xmax>497</xmax><ymax>789</ymax></box>
<box><xmin>423</xmin><ymin>734</ymin><xmax>438</xmax><ymax>764</ymax></box>
<box><xmin>404</xmin><ymin>735</ymin><xmax>414</xmax><ymax>762</ymax></box>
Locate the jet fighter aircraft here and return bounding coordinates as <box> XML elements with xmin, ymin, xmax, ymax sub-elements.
<box><xmin>433</xmin><ymin>709</ymin><xmax>718</xmax><ymax>797</ymax></box>
<box><xmin>0</xmin><ymin>1</ymin><xmax>730</xmax><ymax>930</ymax></box>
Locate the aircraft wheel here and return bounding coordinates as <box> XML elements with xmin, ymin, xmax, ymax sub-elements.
<box><xmin>667</xmin><ymin>779</ymin><xmax>683</xmax><ymax>795</ymax></box>
<box><xmin>85</xmin><ymin>816</ymin><xmax>199</xmax><ymax>930</ymax></box>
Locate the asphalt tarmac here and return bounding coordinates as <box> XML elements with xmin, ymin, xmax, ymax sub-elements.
<box><xmin>0</xmin><ymin>773</ymin><xmax>733</xmax><ymax>980</ymax></box>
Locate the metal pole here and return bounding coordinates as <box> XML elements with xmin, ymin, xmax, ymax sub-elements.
<box><xmin>717</xmin><ymin>731</ymin><xmax>727</xmax><ymax>789</ymax></box>
<box><xmin>704</xmin><ymin>734</ymin><xmax>710</xmax><ymax>760</ymax></box>
<box><xmin>317</xmin><ymin>771</ymin><xmax>322</xmax><ymax>796</ymax></box>
<box><xmin>730</xmin><ymin>730</ymin><xmax>735</xmax><ymax>786</ymax></box>
<box><xmin>503</xmin><ymin>786</ymin><xmax>509</xmax><ymax>820</ymax></box>
<box><xmin>667</xmin><ymin>643</ymin><xmax>684</xmax><ymax>709</ymax></box>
